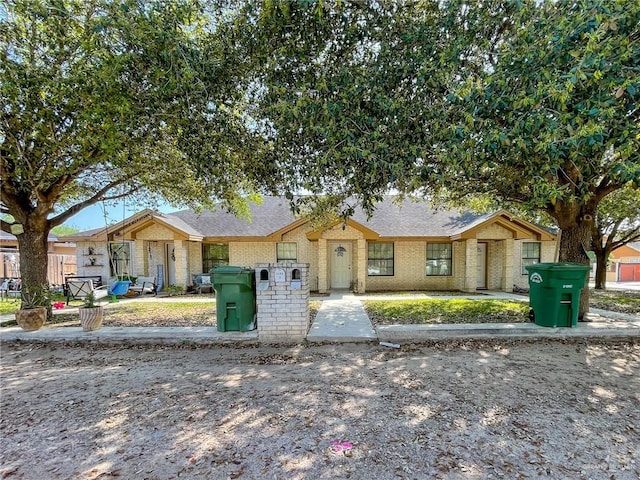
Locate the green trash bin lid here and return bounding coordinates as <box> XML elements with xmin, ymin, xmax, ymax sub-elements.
<box><xmin>525</xmin><ymin>262</ymin><xmax>590</xmax><ymax>271</ymax></box>
<box><xmin>525</xmin><ymin>262</ymin><xmax>590</xmax><ymax>285</ymax></box>
<box><xmin>211</xmin><ymin>266</ymin><xmax>253</xmax><ymax>274</ymax></box>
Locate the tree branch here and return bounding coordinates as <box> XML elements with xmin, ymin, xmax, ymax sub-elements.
<box><xmin>47</xmin><ymin>178</ymin><xmax>140</xmax><ymax>228</ymax></box>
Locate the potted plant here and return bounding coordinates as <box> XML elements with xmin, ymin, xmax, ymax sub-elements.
<box><xmin>78</xmin><ymin>291</ymin><xmax>104</xmax><ymax>331</ymax></box>
<box><xmin>165</xmin><ymin>284</ymin><xmax>183</xmax><ymax>297</ymax></box>
<box><xmin>15</xmin><ymin>285</ymin><xmax>49</xmax><ymax>331</ymax></box>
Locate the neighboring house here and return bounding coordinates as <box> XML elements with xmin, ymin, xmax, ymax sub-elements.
<box><xmin>60</xmin><ymin>197</ymin><xmax>556</xmax><ymax>293</ymax></box>
<box><xmin>0</xmin><ymin>230</ymin><xmax>77</xmax><ymax>286</ymax></box>
<box><xmin>608</xmin><ymin>242</ymin><xmax>640</xmax><ymax>282</ymax></box>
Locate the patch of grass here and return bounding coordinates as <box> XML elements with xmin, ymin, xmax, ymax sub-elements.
<box><xmin>309</xmin><ymin>300</ymin><xmax>321</xmax><ymax>324</ymax></box>
<box><xmin>0</xmin><ymin>301</ymin><xmax>21</xmax><ymax>315</ymax></box>
<box><xmin>589</xmin><ymin>289</ymin><xmax>640</xmax><ymax>314</ymax></box>
<box><xmin>103</xmin><ymin>302</ymin><xmax>216</xmax><ymax>327</ymax></box>
<box><xmin>0</xmin><ymin>292</ymin><xmax>76</xmax><ymax>315</ymax></box>
<box><xmin>364</xmin><ymin>298</ymin><xmax>529</xmax><ymax>325</ymax></box>
<box><xmin>1</xmin><ymin>301</ymin><xmax>218</xmax><ymax>328</ymax></box>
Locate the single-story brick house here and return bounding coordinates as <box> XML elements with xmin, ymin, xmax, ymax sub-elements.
<box><xmin>60</xmin><ymin>196</ymin><xmax>557</xmax><ymax>293</ymax></box>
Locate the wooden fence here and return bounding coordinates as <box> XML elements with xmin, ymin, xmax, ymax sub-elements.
<box><xmin>0</xmin><ymin>252</ymin><xmax>77</xmax><ymax>286</ymax></box>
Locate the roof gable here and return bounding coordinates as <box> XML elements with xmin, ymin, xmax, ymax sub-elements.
<box><xmin>452</xmin><ymin>210</ymin><xmax>555</xmax><ymax>241</ymax></box>
<box><xmin>627</xmin><ymin>241</ymin><xmax>640</xmax><ymax>253</ymax></box>
<box><xmin>306</xmin><ymin>218</ymin><xmax>381</xmax><ymax>240</ymax></box>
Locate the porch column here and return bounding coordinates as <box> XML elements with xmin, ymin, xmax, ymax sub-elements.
<box><xmin>502</xmin><ymin>239</ymin><xmax>514</xmax><ymax>291</ymax></box>
<box><xmin>318</xmin><ymin>239</ymin><xmax>328</xmax><ymax>293</ymax></box>
<box><xmin>357</xmin><ymin>238</ymin><xmax>367</xmax><ymax>293</ymax></box>
<box><xmin>134</xmin><ymin>241</ymin><xmax>145</xmax><ymax>276</ymax></box>
<box><xmin>464</xmin><ymin>239</ymin><xmax>477</xmax><ymax>292</ymax></box>
<box><xmin>173</xmin><ymin>240</ymin><xmax>187</xmax><ymax>287</ymax></box>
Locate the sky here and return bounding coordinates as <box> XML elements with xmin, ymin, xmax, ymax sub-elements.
<box><xmin>65</xmin><ymin>202</ymin><xmax>176</xmax><ymax>232</ymax></box>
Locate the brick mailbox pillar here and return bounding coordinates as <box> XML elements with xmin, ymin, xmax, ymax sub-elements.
<box><xmin>255</xmin><ymin>263</ymin><xmax>310</xmax><ymax>343</ymax></box>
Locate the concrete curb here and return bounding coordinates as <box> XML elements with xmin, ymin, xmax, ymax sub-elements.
<box><xmin>376</xmin><ymin>321</ymin><xmax>640</xmax><ymax>343</ymax></box>
<box><xmin>0</xmin><ymin>326</ymin><xmax>258</xmax><ymax>346</ymax></box>
<box><xmin>306</xmin><ymin>334</ymin><xmax>378</xmax><ymax>344</ymax></box>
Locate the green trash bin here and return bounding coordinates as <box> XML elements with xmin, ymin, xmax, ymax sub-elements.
<box><xmin>525</xmin><ymin>263</ymin><xmax>590</xmax><ymax>328</ymax></box>
<box><xmin>211</xmin><ymin>266</ymin><xmax>256</xmax><ymax>332</ymax></box>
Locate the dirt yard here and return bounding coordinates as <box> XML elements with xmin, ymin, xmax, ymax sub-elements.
<box><xmin>1</xmin><ymin>340</ymin><xmax>639</xmax><ymax>480</ymax></box>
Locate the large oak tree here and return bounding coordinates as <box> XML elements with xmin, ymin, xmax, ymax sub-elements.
<box><xmin>245</xmin><ymin>0</ymin><xmax>639</xmax><ymax>315</ymax></box>
<box><xmin>1</xmin><ymin>0</ymin><xmax>275</xmax><ymax>307</ymax></box>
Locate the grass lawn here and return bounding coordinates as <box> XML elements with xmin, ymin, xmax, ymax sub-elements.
<box><xmin>1</xmin><ymin>300</ymin><xmax>217</xmax><ymax>328</ymax></box>
<box><xmin>2</xmin><ymin>298</ymin><xmax>323</xmax><ymax>328</ymax></box>
<box><xmin>1</xmin><ymin>289</ymin><xmax>636</xmax><ymax>326</ymax></box>
<box><xmin>589</xmin><ymin>289</ymin><xmax>640</xmax><ymax>314</ymax></box>
<box><xmin>364</xmin><ymin>298</ymin><xmax>530</xmax><ymax>325</ymax></box>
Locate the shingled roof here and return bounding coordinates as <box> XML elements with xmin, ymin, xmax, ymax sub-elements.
<box><xmin>163</xmin><ymin>196</ymin><xmax>493</xmax><ymax>239</ymax></box>
<box><xmin>64</xmin><ymin>196</ymin><xmax>552</xmax><ymax>241</ymax></box>
<box><xmin>168</xmin><ymin>197</ymin><xmax>297</xmax><ymax>237</ymax></box>
<box><xmin>349</xmin><ymin>198</ymin><xmax>488</xmax><ymax>237</ymax></box>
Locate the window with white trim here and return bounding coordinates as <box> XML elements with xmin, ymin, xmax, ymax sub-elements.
<box><xmin>276</xmin><ymin>242</ymin><xmax>297</xmax><ymax>262</ymax></box>
<box><xmin>426</xmin><ymin>243</ymin><xmax>452</xmax><ymax>276</ymax></box>
<box><xmin>367</xmin><ymin>243</ymin><xmax>394</xmax><ymax>276</ymax></box>
<box><xmin>522</xmin><ymin>242</ymin><xmax>541</xmax><ymax>274</ymax></box>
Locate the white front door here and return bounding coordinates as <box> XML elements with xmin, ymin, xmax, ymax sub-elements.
<box><xmin>330</xmin><ymin>243</ymin><xmax>352</xmax><ymax>289</ymax></box>
<box><xmin>476</xmin><ymin>243</ymin><xmax>487</xmax><ymax>289</ymax></box>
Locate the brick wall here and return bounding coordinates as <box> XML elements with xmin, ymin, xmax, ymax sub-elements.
<box><xmin>255</xmin><ymin>263</ymin><xmax>310</xmax><ymax>343</ymax></box>
<box><xmin>230</xmin><ymin>242</ymin><xmax>275</xmax><ymax>267</ymax></box>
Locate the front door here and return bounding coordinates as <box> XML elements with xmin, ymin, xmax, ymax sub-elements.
<box><xmin>330</xmin><ymin>242</ymin><xmax>352</xmax><ymax>289</ymax></box>
<box><xmin>476</xmin><ymin>243</ymin><xmax>487</xmax><ymax>289</ymax></box>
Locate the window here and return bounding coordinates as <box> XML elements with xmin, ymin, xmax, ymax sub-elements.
<box><xmin>202</xmin><ymin>244</ymin><xmax>229</xmax><ymax>272</ymax></box>
<box><xmin>522</xmin><ymin>242</ymin><xmax>541</xmax><ymax>274</ymax></box>
<box><xmin>426</xmin><ymin>243</ymin><xmax>452</xmax><ymax>276</ymax></box>
<box><xmin>109</xmin><ymin>242</ymin><xmax>132</xmax><ymax>277</ymax></box>
<box><xmin>368</xmin><ymin>243</ymin><xmax>394</xmax><ymax>276</ymax></box>
<box><xmin>277</xmin><ymin>242</ymin><xmax>297</xmax><ymax>262</ymax></box>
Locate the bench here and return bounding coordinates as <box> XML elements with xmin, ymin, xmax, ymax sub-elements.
<box><xmin>129</xmin><ymin>276</ymin><xmax>157</xmax><ymax>296</ymax></box>
<box><xmin>66</xmin><ymin>280</ymin><xmax>109</xmax><ymax>305</ymax></box>
<box><xmin>64</xmin><ymin>276</ymin><xmax>102</xmax><ymax>297</ymax></box>
<box><xmin>192</xmin><ymin>274</ymin><xmax>213</xmax><ymax>294</ymax></box>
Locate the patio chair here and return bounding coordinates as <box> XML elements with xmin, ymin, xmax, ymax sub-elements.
<box><xmin>192</xmin><ymin>274</ymin><xmax>213</xmax><ymax>294</ymax></box>
<box><xmin>0</xmin><ymin>279</ymin><xmax>12</xmax><ymax>300</ymax></box>
<box><xmin>108</xmin><ymin>280</ymin><xmax>132</xmax><ymax>297</ymax></box>
<box><xmin>129</xmin><ymin>276</ymin><xmax>157</xmax><ymax>296</ymax></box>
<box><xmin>66</xmin><ymin>280</ymin><xmax>109</xmax><ymax>305</ymax></box>
<box><xmin>1</xmin><ymin>278</ymin><xmax>21</xmax><ymax>300</ymax></box>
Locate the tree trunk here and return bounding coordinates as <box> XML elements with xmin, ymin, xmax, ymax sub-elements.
<box><xmin>593</xmin><ymin>248</ymin><xmax>609</xmax><ymax>290</ymax></box>
<box><xmin>15</xmin><ymin>218</ymin><xmax>52</xmax><ymax>315</ymax></box>
<box><xmin>557</xmin><ymin>220</ymin><xmax>592</xmax><ymax>320</ymax></box>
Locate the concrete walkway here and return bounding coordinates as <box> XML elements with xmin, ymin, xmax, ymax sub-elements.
<box><xmin>307</xmin><ymin>291</ymin><xmax>377</xmax><ymax>343</ymax></box>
